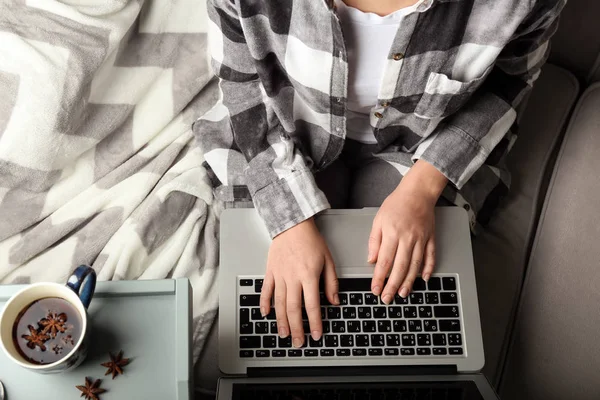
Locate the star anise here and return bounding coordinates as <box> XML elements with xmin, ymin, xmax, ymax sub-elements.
<box><xmin>39</xmin><ymin>312</ymin><xmax>67</xmax><ymax>338</ymax></box>
<box><xmin>21</xmin><ymin>325</ymin><xmax>50</xmax><ymax>351</ymax></box>
<box><xmin>62</xmin><ymin>334</ymin><xmax>75</xmax><ymax>346</ymax></box>
<box><xmin>101</xmin><ymin>350</ymin><xmax>130</xmax><ymax>379</ymax></box>
<box><xmin>76</xmin><ymin>377</ymin><xmax>107</xmax><ymax>400</ymax></box>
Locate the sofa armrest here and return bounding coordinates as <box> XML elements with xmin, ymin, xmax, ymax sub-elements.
<box><xmin>499</xmin><ymin>83</ymin><xmax>600</xmax><ymax>399</ymax></box>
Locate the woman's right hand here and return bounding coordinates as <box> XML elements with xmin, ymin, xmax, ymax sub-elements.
<box><xmin>260</xmin><ymin>218</ymin><xmax>340</xmax><ymax>348</ymax></box>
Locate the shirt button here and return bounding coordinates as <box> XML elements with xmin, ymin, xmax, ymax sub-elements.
<box><xmin>374</xmin><ymin>112</ymin><xmax>384</xmax><ymax>119</ymax></box>
<box><xmin>381</xmin><ymin>101</ymin><xmax>390</xmax><ymax>107</ymax></box>
<box><xmin>392</xmin><ymin>53</ymin><xmax>404</xmax><ymax>61</ymax></box>
<box><xmin>463</xmin><ymin>204</ymin><xmax>471</xmax><ymax>211</ymax></box>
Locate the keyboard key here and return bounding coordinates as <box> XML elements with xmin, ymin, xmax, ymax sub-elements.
<box><xmin>288</xmin><ymin>349</ymin><xmax>302</xmax><ymax>357</ymax></box>
<box><xmin>337</xmin><ymin>349</ymin><xmax>351</xmax><ymax>356</ymax></box>
<box><xmin>263</xmin><ymin>336</ymin><xmax>277</xmax><ymax>348</ymax></box>
<box><xmin>369</xmin><ymin>348</ymin><xmax>383</xmax><ymax>356</ymax></box>
<box><xmin>358</xmin><ymin>307</ymin><xmax>372</xmax><ymax>319</ymax></box>
<box><xmin>365</xmin><ymin>293</ymin><xmax>378</xmax><ymax>305</ymax></box>
<box><xmin>363</xmin><ymin>321</ymin><xmax>376</xmax><ymax>333</ymax></box>
<box><xmin>240</xmin><ymin>350</ymin><xmax>254</xmax><ymax>358</ymax></box>
<box><xmin>442</xmin><ymin>277</ymin><xmax>456</xmax><ymax>290</ymax></box>
<box><xmin>337</xmin><ymin>278</ymin><xmax>371</xmax><ymax>292</ymax></box>
<box><xmin>373</xmin><ymin>307</ymin><xmax>387</xmax><ymax>319</ymax></box>
<box><xmin>343</xmin><ymin>307</ymin><xmax>357</xmax><ymax>319</ymax></box>
<box><xmin>417</xmin><ymin>348</ymin><xmax>431</xmax><ymax>356</ymax></box>
<box><xmin>347</xmin><ymin>321</ymin><xmax>361</xmax><ymax>333</ymax></box>
<box><xmin>417</xmin><ymin>334</ymin><xmax>431</xmax><ymax>346</ymax></box>
<box><xmin>309</xmin><ymin>336</ymin><xmax>323</xmax><ymax>347</ymax></box>
<box><xmin>401</xmin><ymin>348</ymin><xmax>416</xmax><ymax>356</ymax></box>
<box><xmin>304</xmin><ymin>349</ymin><xmax>318</xmax><ymax>357</ymax></box>
<box><xmin>251</xmin><ymin>308</ymin><xmax>264</xmax><ymax>320</ymax></box>
<box><xmin>425</xmin><ymin>293</ymin><xmax>439</xmax><ymax>304</ymax></box>
<box><xmin>256</xmin><ymin>322</ymin><xmax>268</xmax><ymax>334</ymax></box>
<box><xmin>433</xmin><ymin>334</ymin><xmax>447</xmax><ymax>346</ymax></box>
<box><xmin>388</xmin><ymin>307</ymin><xmax>402</xmax><ymax>318</ymax></box>
<box><xmin>240</xmin><ymin>279</ymin><xmax>253</xmax><ymax>286</ymax></box>
<box><xmin>413</xmin><ymin>278</ymin><xmax>427</xmax><ymax>291</ymax></box>
<box><xmin>240</xmin><ymin>336</ymin><xmax>261</xmax><ymax>349</ymax></box>
<box><xmin>394</xmin><ymin>294</ymin><xmax>409</xmax><ymax>304</ymax></box>
<box><xmin>338</xmin><ymin>293</ymin><xmax>349</xmax><ymax>305</ymax></box>
<box><xmin>270</xmin><ymin>322</ymin><xmax>278</xmax><ymax>334</ymax></box>
<box><xmin>441</xmin><ymin>293</ymin><xmax>458</xmax><ymax>304</ymax></box>
<box><xmin>403</xmin><ymin>306</ymin><xmax>417</xmax><ymax>318</ymax></box>
<box><xmin>424</xmin><ymin>320</ymin><xmax>438</xmax><ymax>332</ymax></box>
<box><xmin>332</xmin><ymin>321</ymin><xmax>346</xmax><ymax>333</ymax></box>
<box><xmin>433</xmin><ymin>347</ymin><xmax>447</xmax><ymax>355</ymax></box>
<box><xmin>323</xmin><ymin>321</ymin><xmax>330</xmax><ymax>334</ymax></box>
<box><xmin>340</xmin><ymin>335</ymin><xmax>354</xmax><ymax>347</ymax></box>
<box><xmin>393</xmin><ymin>320</ymin><xmax>407</xmax><ymax>332</ymax></box>
<box><xmin>321</xmin><ymin>307</ymin><xmax>326</xmax><ymax>320</ymax></box>
<box><xmin>385</xmin><ymin>348</ymin><xmax>399</xmax><ymax>356</ymax></box>
<box><xmin>240</xmin><ymin>322</ymin><xmax>253</xmax><ymax>335</ymax></box>
<box><xmin>349</xmin><ymin>293</ymin><xmax>364</xmax><ymax>305</ymax></box>
<box><xmin>356</xmin><ymin>335</ymin><xmax>370</xmax><ymax>347</ymax></box>
<box><xmin>256</xmin><ymin>350</ymin><xmax>270</xmax><ymax>358</ymax></box>
<box><xmin>402</xmin><ymin>334</ymin><xmax>416</xmax><ymax>346</ymax></box>
<box><xmin>408</xmin><ymin>320</ymin><xmax>423</xmax><ymax>332</ymax></box>
<box><xmin>410</xmin><ymin>293</ymin><xmax>424</xmax><ymax>304</ymax></box>
<box><xmin>303</xmin><ymin>321</ymin><xmax>310</xmax><ymax>334</ymax></box>
<box><xmin>378</xmin><ymin>320</ymin><xmax>392</xmax><ymax>332</ymax></box>
<box><xmin>325</xmin><ymin>335</ymin><xmax>339</xmax><ymax>348</ymax></box>
<box><xmin>320</xmin><ymin>349</ymin><xmax>334</xmax><ymax>357</ymax></box>
<box><xmin>427</xmin><ymin>277</ymin><xmax>442</xmax><ymax>291</ymax></box>
<box><xmin>439</xmin><ymin>320</ymin><xmax>461</xmax><ymax>332</ymax></box>
<box><xmin>273</xmin><ymin>350</ymin><xmax>286</xmax><ymax>357</ymax></box>
<box><xmin>419</xmin><ymin>306</ymin><xmax>433</xmax><ymax>318</ymax></box>
<box><xmin>448</xmin><ymin>334</ymin><xmax>462</xmax><ymax>346</ymax></box>
<box><xmin>386</xmin><ymin>334</ymin><xmax>400</xmax><ymax>347</ymax></box>
<box><xmin>240</xmin><ymin>295</ymin><xmax>260</xmax><ymax>307</ymax></box>
<box><xmin>353</xmin><ymin>348</ymin><xmax>367</xmax><ymax>356</ymax></box>
<box><xmin>254</xmin><ymin>279</ymin><xmax>263</xmax><ymax>293</ymax></box>
<box><xmin>302</xmin><ymin>335</ymin><xmax>309</xmax><ymax>348</ymax></box>
<box><xmin>449</xmin><ymin>348</ymin><xmax>464</xmax><ymax>355</ymax></box>
<box><xmin>327</xmin><ymin>307</ymin><xmax>341</xmax><ymax>319</ymax></box>
<box><xmin>371</xmin><ymin>334</ymin><xmax>385</xmax><ymax>347</ymax></box>
<box><xmin>279</xmin><ymin>336</ymin><xmax>292</xmax><ymax>348</ymax></box>
<box><xmin>435</xmin><ymin>306</ymin><xmax>460</xmax><ymax>318</ymax></box>
<box><xmin>266</xmin><ymin>309</ymin><xmax>276</xmax><ymax>320</ymax></box>
<box><xmin>240</xmin><ymin>308</ymin><xmax>250</xmax><ymax>323</ymax></box>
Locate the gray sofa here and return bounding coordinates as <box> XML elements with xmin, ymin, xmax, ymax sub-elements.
<box><xmin>195</xmin><ymin>0</ymin><xmax>600</xmax><ymax>398</ymax></box>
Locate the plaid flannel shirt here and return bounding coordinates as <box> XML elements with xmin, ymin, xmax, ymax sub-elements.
<box><xmin>195</xmin><ymin>0</ymin><xmax>565</xmax><ymax>238</ymax></box>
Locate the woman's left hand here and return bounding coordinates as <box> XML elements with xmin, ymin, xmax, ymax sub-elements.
<box><xmin>368</xmin><ymin>160</ymin><xmax>448</xmax><ymax>304</ymax></box>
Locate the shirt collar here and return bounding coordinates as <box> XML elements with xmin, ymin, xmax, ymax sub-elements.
<box><xmin>326</xmin><ymin>0</ymin><xmax>461</xmax><ymax>10</ymax></box>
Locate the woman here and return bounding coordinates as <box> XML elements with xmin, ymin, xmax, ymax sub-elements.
<box><xmin>196</xmin><ymin>0</ymin><xmax>564</xmax><ymax>349</ymax></box>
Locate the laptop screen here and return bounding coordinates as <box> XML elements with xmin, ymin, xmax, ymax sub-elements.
<box><xmin>232</xmin><ymin>380</ymin><xmax>484</xmax><ymax>399</ymax></box>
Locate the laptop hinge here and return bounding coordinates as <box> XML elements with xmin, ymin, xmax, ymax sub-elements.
<box><xmin>247</xmin><ymin>365</ymin><xmax>458</xmax><ymax>378</ymax></box>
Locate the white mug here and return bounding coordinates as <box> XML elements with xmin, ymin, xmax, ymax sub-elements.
<box><xmin>0</xmin><ymin>266</ymin><xmax>96</xmax><ymax>374</ymax></box>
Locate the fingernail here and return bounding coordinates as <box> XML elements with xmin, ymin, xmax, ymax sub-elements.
<box><xmin>312</xmin><ymin>331</ymin><xmax>321</xmax><ymax>341</ymax></box>
<box><xmin>382</xmin><ymin>294</ymin><xmax>392</xmax><ymax>305</ymax></box>
<box><xmin>399</xmin><ymin>287</ymin><xmax>409</xmax><ymax>298</ymax></box>
<box><xmin>367</xmin><ymin>253</ymin><xmax>374</xmax><ymax>263</ymax></box>
<box><xmin>279</xmin><ymin>327</ymin><xmax>288</xmax><ymax>338</ymax></box>
<box><xmin>334</xmin><ymin>294</ymin><xmax>340</xmax><ymax>305</ymax></box>
<box><xmin>293</xmin><ymin>338</ymin><xmax>303</xmax><ymax>348</ymax></box>
<box><xmin>423</xmin><ymin>274</ymin><xmax>431</xmax><ymax>282</ymax></box>
<box><xmin>260</xmin><ymin>307</ymin><xmax>267</xmax><ymax>317</ymax></box>
<box><xmin>373</xmin><ymin>286</ymin><xmax>381</xmax><ymax>296</ymax></box>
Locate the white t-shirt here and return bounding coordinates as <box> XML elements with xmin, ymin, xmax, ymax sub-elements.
<box><xmin>336</xmin><ymin>0</ymin><xmax>430</xmax><ymax>143</ymax></box>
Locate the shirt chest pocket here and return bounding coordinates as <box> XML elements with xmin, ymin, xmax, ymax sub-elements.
<box><xmin>414</xmin><ymin>70</ymin><xmax>489</xmax><ymax>119</ymax></box>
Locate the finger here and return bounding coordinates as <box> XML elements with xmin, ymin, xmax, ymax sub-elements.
<box><xmin>260</xmin><ymin>271</ymin><xmax>275</xmax><ymax>317</ymax></box>
<box><xmin>286</xmin><ymin>281</ymin><xmax>305</xmax><ymax>348</ymax></box>
<box><xmin>422</xmin><ymin>238</ymin><xmax>436</xmax><ymax>282</ymax></box>
<box><xmin>303</xmin><ymin>277</ymin><xmax>323</xmax><ymax>341</ymax></box>
<box><xmin>323</xmin><ymin>253</ymin><xmax>340</xmax><ymax>305</ymax></box>
<box><xmin>381</xmin><ymin>240</ymin><xmax>412</xmax><ymax>304</ymax></box>
<box><xmin>274</xmin><ymin>277</ymin><xmax>289</xmax><ymax>338</ymax></box>
<box><xmin>371</xmin><ymin>235</ymin><xmax>398</xmax><ymax>296</ymax></box>
<box><xmin>367</xmin><ymin>217</ymin><xmax>382</xmax><ymax>264</ymax></box>
<box><xmin>399</xmin><ymin>241</ymin><xmax>426</xmax><ymax>298</ymax></box>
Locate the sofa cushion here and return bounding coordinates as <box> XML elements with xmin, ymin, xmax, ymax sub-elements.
<box><xmin>192</xmin><ymin>64</ymin><xmax>579</xmax><ymax>395</ymax></box>
<box><xmin>499</xmin><ymin>83</ymin><xmax>600</xmax><ymax>400</ymax></box>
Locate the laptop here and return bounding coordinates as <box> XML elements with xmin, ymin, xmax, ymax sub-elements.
<box><xmin>217</xmin><ymin>207</ymin><xmax>499</xmax><ymax>400</ymax></box>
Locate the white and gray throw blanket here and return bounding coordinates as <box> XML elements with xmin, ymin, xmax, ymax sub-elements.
<box><xmin>0</xmin><ymin>0</ymin><xmax>220</xmax><ymax>361</ymax></box>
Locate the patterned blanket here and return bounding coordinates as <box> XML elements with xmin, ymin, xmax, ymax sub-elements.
<box><xmin>0</xmin><ymin>0</ymin><xmax>219</xmax><ymax>362</ymax></box>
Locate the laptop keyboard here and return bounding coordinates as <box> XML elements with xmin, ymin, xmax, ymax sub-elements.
<box><xmin>237</xmin><ymin>276</ymin><xmax>465</xmax><ymax>359</ymax></box>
